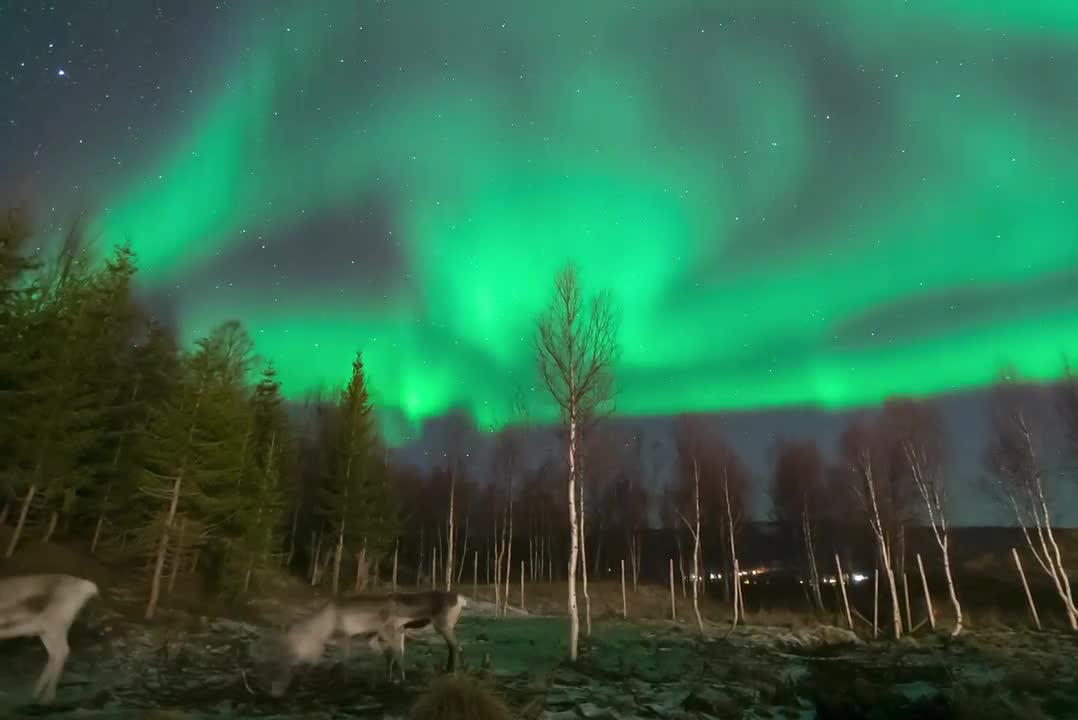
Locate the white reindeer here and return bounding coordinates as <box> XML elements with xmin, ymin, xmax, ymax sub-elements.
<box><xmin>0</xmin><ymin>574</ymin><xmax>99</xmax><ymax>703</ymax></box>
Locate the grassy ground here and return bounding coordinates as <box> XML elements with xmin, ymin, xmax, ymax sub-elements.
<box><xmin>1</xmin><ymin>530</ymin><xmax>1077</xmax><ymax>718</ymax></box>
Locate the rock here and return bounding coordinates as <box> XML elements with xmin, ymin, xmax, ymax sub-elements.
<box><xmin>683</xmin><ymin>686</ymin><xmax>742</xmax><ymax>715</ymax></box>
<box><xmin>539</xmin><ymin>712</ymin><xmax>579</xmax><ymax>720</ymax></box>
<box><xmin>808</xmin><ymin>626</ymin><xmax>863</xmax><ymax>646</ymax></box>
<box><xmin>578</xmin><ymin>701</ymin><xmax>618</xmax><ymax>719</ymax></box>
<box><xmin>775</xmin><ymin>625</ymin><xmax>862</xmax><ymax>651</ymax></box>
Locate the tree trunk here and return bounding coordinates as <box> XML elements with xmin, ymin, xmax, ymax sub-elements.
<box><xmin>355</xmin><ymin>544</ymin><xmax>368</xmax><ymax>592</ymax></box>
<box><xmin>5</xmin><ymin>483</ymin><xmax>36</xmax><ymax>558</ymax></box>
<box><xmin>566</xmin><ymin>408</ymin><xmax>580</xmax><ymax>662</ymax></box>
<box><xmin>579</xmin><ymin>473</ymin><xmax>592</xmax><ymax>638</ymax></box>
<box><xmin>669</xmin><ymin>558</ymin><xmax>677</xmax><ymax>621</ymax></box>
<box><xmin>723</xmin><ymin>466</ymin><xmax>739</xmax><ymax>629</ymax></box>
<box><xmin>392</xmin><ymin>540</ymin><xmax>399</xmax><ymax>591</ymax></box>
<box><xmin>494</xmin><ymin>523</ymin><xmax>503</xmax><ymax>616</ymax></box>
<box><xmin>41</xmin><ymin>509</ymin><xmax>58</xmax><ymax>543</ymax></box>
<box><xmin>802</xmin><ymin>504</ymin><xmax>823</xmax><ymax>612</ymax></box>
<box><xmin>91</xmin><ymin>483</ymin><xmax>111</xmax><ymax>555</ymax></box>
<box><xmin>917</xmin><ymin>553</ymin><xmax>936</xmax><ymax>631</ymax></box>
<box><xmin>940</xmin><ymin>537</ymin><xmax>962</xmax><ymax>635</ymax></box>
<box><xmin>416</xmin><ymin>526</ymin><xmax>425</xmax><ymax>587</ymax></box>
<box><xmin>309</xmin><ymin>531</ymin><xmax>322</xmax><ymax>586</ymax></box>
<box><xmin>455</xmin><ymin>513</ymin><xmax>470</xmax><ymax>587</ymax></box>
<box><xmin>1038</xmin><ymin>493</ymin><xmax>1078</xmax><ymax>627</ymax></box>
<box><xmin>690</xmin><ymin>457</ymin><xmax>704</xmax><ymax>635</ymax></box>
<box><xmin>286</xmin><ymin>510</ymin><xmax>298</xmax><ymax>568</ymax></box>
<box><xmin>621</xmin><ymin>559</ymin><xmax>628</xmax><ymax>617</ymax></box>
<box><xmin>835</xmin><ymin>554</ymin><xmax>853</xmax><ymax>629</ymax></box>
<box><xmin>1013</xmin><ymin>548</ymin><xmax>1041</xmax><ymax>630</ymax></box>
<box><xmin>676</xmin><ymin>534</ymin><xmax>687</xmax><ymax>598</ymax></box>
<box><xmin>146</xmin><ymin>474</ymin><xmax>183</xmax><ymax>620</ymax></box>
<box><xmin>332</xmin><ymin>520</ymin><xmax>345</xmax><ymax>596</ymax></box>
<box><xmin>446</xmin><ymin>467</ymin><xmax>456</xmax><ymax>591</ymax></box>
<box><xmin>168</xmin><ymin>517</ymin><xmax>186</xmax><ymax>595</ymax></box>
<box><xmin>902</xmin><ymin>572</ymin><xmax>913</xmax><ymax>632</ymax></box>
<box><xmin>503</xmin><ymin>496</ymin><xmax>514</xmax><ymax>616</ymax></box>
<box><xmin>884</xmin><ymin>555</ymin><xmax>902</xmax><ymax>638</ymax></box>
<box><xmin>528</xmin><ymin>534</ymin><xmax>535</xmax><ymax>582</ymax></box>
<box><xmin>861</xmin><ymin>457</ymin><xmax>903</xmax><ymax>638</ymax></box>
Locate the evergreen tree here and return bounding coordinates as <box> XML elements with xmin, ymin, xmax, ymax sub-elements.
<box><xmin>0</xmin><ymin>208</ymin><xmax>39</xmax><ymax>520</ymax></box>
<box><xmin>5</xmin><ymin>225</ymin><xmax>106</xmax><ymax>555</ymax></box>
<box><xmin>234</xmin><ymin>364</ymin><xmax>290</xmax><ymax>594</ymax></box>
<box><xmin>139</xmin><ymin>321</ymin><xmax>251</xmax><ymax>619</ymax></box>
<box><xmin>76</xmin><ymin>243</ymin><xmax>140</xmax><ymax>544</ymax></box>
<box><xmin>318</xmin><ymin>352</ymin><xmax>388</xmax><ymax>594</ymax></box>
<box><xmin>93</xmin><ymin>317</ymin><xmax>180</xmax><ymax>556</ymax></box>
<box><xmin>212</xmin><ymin>362</ymin><xmax>291</xmax><ymax>597</ymax></box>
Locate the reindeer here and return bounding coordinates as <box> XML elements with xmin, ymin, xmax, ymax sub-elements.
<box><xmin>270</xmin><ymin>589</ymin><xmax>465</xmax><ymax>695</ymax></box>
<box><xmin>0</xmin><ymin>574</ymin><xmax>100</xmax><ymax>703</ymax></box>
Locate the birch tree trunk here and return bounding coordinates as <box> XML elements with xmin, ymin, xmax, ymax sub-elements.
<box><xmin>456</xmin><ymin>513</ymin><xmax>470</xmax><ymax>586</ymax></box>
<box><xmin>286</xmin><ymin>510</ymin><xmax>298</xmax><ymax>568</ymax></box>
<box><xmin>723</xmin><ymin>466</ymin><xmax>740</xmax><ymax>629</ymax></box>
<box><xmin>906</xmin><ymin>443</ymin><xmax>963</xmax><ymax>635</ymax></box>
<box><xmin>802</xmin><ymin>502</ymin><xmax>823</xmax><ymax>612</ymax></box>
<box><xmin>504</xmin><ymin>493</ymin><xmax>514</xmax><ymax>616</ymax></box>
<box><xmin>332</xmin><ymin>518</ymin><xmax>345</xmax><ymax>596</ymax></box>
<box><xmin>169</xmin><ymin>517</ymin><xmax>187</xmax><ymax>595</ymax></box>
<box><xmin>494</xmin><ymin>521</ymin><xmax>503</xmax><ymax>616</ymax></box>
<box><xmin>579</xmin><ymin>473</ymin><xmax>592</xmax><ymax>638</ymax></box>
<box><xmin>446</xmin><ymin>467</ymin><xmax>456</xmax><ymax>591</ymax></box>
<box><xmin>688</xmin><ymin>458</ymin><xmax>704</xmax><ymax>635</ymax></box>
<box><xmin>566</xmin><ymin>405</ymin><xmax>581</xmax><ymax>662</ymax></box>
<box><xmin>41</xmin><ymin>510</ymin><xmax>58</xmax><ymax>543</ymax></box>
<box><xmin>146</xmin><ymin>474</ymin><xmax>183</xmax><ymax>620</ymax></box>
<box><xmin>5</xmin><ymin>482</ymin><xmax>37</xmax><ymax>558</ymax></box>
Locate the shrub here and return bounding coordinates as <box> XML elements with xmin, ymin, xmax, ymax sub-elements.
<box><xmin>408</xmin><ymin>675</ymin><xmax>514</xmax><ymax>720</ymax></box>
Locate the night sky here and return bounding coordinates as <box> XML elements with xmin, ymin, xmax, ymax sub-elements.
<box><xmin>4</xmin><ymin>1</ymin><xmax>1078</xmax><ymax>521</ymax></box>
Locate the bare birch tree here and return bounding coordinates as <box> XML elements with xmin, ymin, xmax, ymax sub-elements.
<box><xmin>770</xmin><ymin>438</ymin><xmax>825</xmax><ymax>612</ymax></box>
<box><xmin>534</xmin><ymin>263</ymin><xmax>619</xmax><ymax>662</ymax></box>
<box><xmin>883</xmin><ymin>399</ymin><xmax>964</xmax><ymax>636</ymax></box>
<box><xmin>841</xmin><ymin>418</ymin><xmax>904</xmax><ymax>638</ymax></box>
<box><xmin>987</xmin><ymin>374</ymin><xmax>1077</xmax><ymax>629</ymax></box>
<box><xmin>673</xmin><ymin>416</ymin><xmax>707</xmax><ymax>635</ymax></box>
<box><xmin>490</xmin><ymin>422</ymin><xmax>523</xmax><ymax>616</ymax></box>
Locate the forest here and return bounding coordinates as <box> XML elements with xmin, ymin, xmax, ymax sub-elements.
<box><xmin>1</xmin><ymin>206</ymin><xmax>1077</xmax><ymax>645</ymax></box>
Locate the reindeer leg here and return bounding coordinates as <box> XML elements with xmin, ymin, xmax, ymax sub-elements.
<box><xmin>341</xmin><ymin>634</ymin><xmax>352</xmax><ymax>663</ymax></box>
<box><xmin>433</xmin><ymin>620</ymin><xmax>459</xmax><ymax>673</ymax></box>
<box><xmin>34</xmin><ymin>631</ymin><xmax>69</xmax><ymax>703</ymax></box>
<box><xmin>382</xmin><ymin>626</ymin><xmax>405</xmax><ymax>684</ymax></box>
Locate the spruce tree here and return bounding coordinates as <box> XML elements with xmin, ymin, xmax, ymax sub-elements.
<box><xmin>0</xmin><ymin>208</ymin><xmax>39</xmax><ymax>520</ymax></box>
<box><xmin>92</xmin><ymin>317</ymin><xmax>180</xmax><ymax>555</ymax></box>
<box><xmin>5</xmin><ymin>226</ymin><xmax>105</xmax><ymax>555</ymax></box>
<box><xmin>235</xmin><ymin>364</ymin><xmax>290</xmax><ymax>593</ymax></box>
<box><xmin>320</xmin><ymin>352</ymin><xmax>382</xmax><ymax>594</ymax></box>
<box><xmin>139</xmin><ymin>321</ymin><xmax>251</xmax><ymax>619</ymax></box>
<box><xmin>78</xmin><ymin>243</ymin><xmax>140</xmax><ymax>546</ymax></box>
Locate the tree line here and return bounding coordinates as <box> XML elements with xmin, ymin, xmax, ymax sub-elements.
<box><xmin>0</xmin><ymin>211</ymin><xmax>395</xmax><ymax>618</ymax></box>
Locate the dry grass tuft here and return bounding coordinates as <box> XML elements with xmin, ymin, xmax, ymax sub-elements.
<box><xmin>408</xmin><ymin>675</ymin><xmax>515</xmax><ymax>720</ymax></box>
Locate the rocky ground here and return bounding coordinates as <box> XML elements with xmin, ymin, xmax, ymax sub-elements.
<box><xmin>0</xmin><ymin>592</ymin><xmax>1076</xmax><ymax>719</ymax></box>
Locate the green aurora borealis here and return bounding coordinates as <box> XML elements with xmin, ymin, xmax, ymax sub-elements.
<box><xmin>63</xmin><ymin>1</ymin><xmax>1078</xmax><ymax>441</ymax></box>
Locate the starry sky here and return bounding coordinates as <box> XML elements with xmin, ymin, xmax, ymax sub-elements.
<box><xmin>4</xmin><ymin>1</ymin><xmax>1078</xmax><ymax>517</ymax></box>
